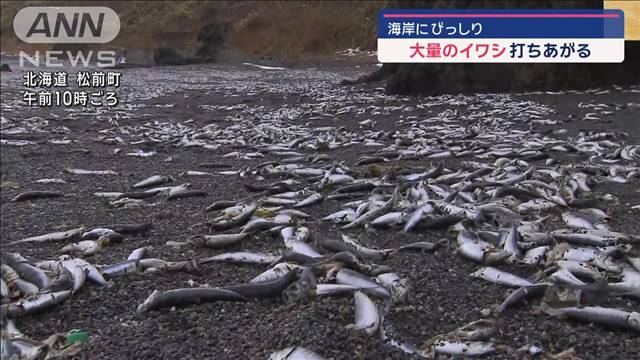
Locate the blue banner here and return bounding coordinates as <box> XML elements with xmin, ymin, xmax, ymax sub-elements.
<box><xmin>378</xmin><ymin>9</ymin><xmax>624</xmax><ymax>39</ymax></box>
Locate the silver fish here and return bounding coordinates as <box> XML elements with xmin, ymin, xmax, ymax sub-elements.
<box><xmin>194</xmin><ymin>233</ymin><xmax>249</xmax><ymax>249</ymax></box>
<box><xmin>11</xmin><ymin>227</ymin><xmax>85</xmax><ymax>244</ymax></box>
<box><xmin>336</xmin><ymin>269</ymin><xmax>390</xmax><ymax>299</ymax></box>
<box><xmin>471</xmin><ymin>267</ymin><xmax>534</xmax><ymax>287</ymax></box>
<box><xmin>133</xmin><ymin>175</ymin><xmax>172</xmax><ymax>188</ymax></box>
<box><xmin>346</xmin><ymin>291</ymin><xmax>380</xmax><ymax>335</ymax></box>
<box><xmin>250</xmin><ymin>263</ymin><xmax>301</xmax><ymax>283</ymax></box>
<box><xmin>428</xmin><ymin>340</ymin><xmax>495</xmax><ymax>357</ymax></box>
<box><xmin>376</xmin><ymin>272</ymin><xmax>410</xmax><ymax>303</ymax></box>
<box><xmin>294</xmin><ymin>193</ymin><xmax>323</xmax><ymax>208</ymax></box>
<box><xmin>541</xmin><ymin>304</ymin><xmax>640</xmax><ymax>332</ymax></box>
<box><xmin>66</xmin><ymin>168</ymin><xmax>118</xmax><ymax>175</ymax></box>
<box><xmin>269</xmin><ymin>347</ymin><xmax>325</xmax><ymax>360</ymax></box>
<box><xmin>322</xmin><ymin>209</ymin><xmax>356</xmax><ymax>224</ymax></box>
<box><xmin>2</xmin><ymin>289</ymin><xmax>72</xmax><ymax>317</ymax></box>
<box><xmin>127</xmin><ymin>247</ymin><xmax>148</xmax><ymax>261</ymax></box>
<box><xmin>200</xmin><ymin>252</ymin><xmax>279</xmax><ymax>265</ymax></box>
<box><xmin>315</xmin><ymin>284</ymin><xmax>374</xmax><ymax>296</ymax></box>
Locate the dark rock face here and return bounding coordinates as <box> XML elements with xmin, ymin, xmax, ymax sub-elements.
<box><xmin>381</xmin><ymin>1</ymin><xmax>640</xmax><ymax>95</ymax></box>
<box><xmin>193</xmin><ymin>22</ymin><xmax>229</xmax><ymax>63</ymax></box>
<box><xmin>1</xmin><ymin>63</ymin><xmax>11</xmax><ymax>72</ymax></box>
<box><xmin>153</xmin><ymin>47</ymin><xmax>190</xmax><ymax>66</ymax></box>
<box><xmin>152</xmin><ymin>23</ymin><xmax>228</xmax><ymax>66</ymax></box>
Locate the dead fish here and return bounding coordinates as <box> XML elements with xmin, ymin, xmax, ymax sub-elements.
<box><xmin>315</xmin><ymin>284</ymin><xmax>375</xmax><ymax>296</ymax></box>
<box><xmin>110</xmin><ymin>197</ymin><xmax>147</xmax><ymax>208</ymax></box>
<box><xmin>562</xmin><ymin>212</ymin><xmax>597</xmax><ymax>230</ymax></box>
<box><xmin>371</xmin><ymin>211</ymin><xmax>406</xmax><ymax>228</ymax></box>
<box><xmin>380</xmin><ymin>320</ymin><xmax>419</xmax><ymax>355</ymax></box>
<box><xmin>137</xmin><ymin>288</ymin><xmax>247</xmax><ymax>312</ymax></box>
<box><xmin>339</xmin><ymin>234</ymin><xmax>395</xmax><ymax>260</ymax></box>
<box><xmin>4</xmin><ymin>254</ymin><xmax>52</xmax><ymax>289</ymax></box>
<box><xmin>144</xmin><ymin>185</ymin><xmax>184</xmax><ymax>195</ymax></box>
<box><xmin>1</xmin><ymin>278</ymin><xmax>9</xmax><ymax>299</ymax></box>
<box><xmin>493</xmin><ymin>186</ymin><xmax>543</xmax><ymax>202</ymax></box>
<box><xmin>166</xmin><ymin>187</ymin><xmax>207</xmax><ymax>200</ymax></box>
<box><xmin>66</xmin><ymin>258</ymin><xmax>106</xmax><ymax>286</ymax></box>
<box><xmin>281</xmin><ymin>267</ymin><xmax>317</xmax><ymax>303</ymax></box>
<box><xmin>66</xmin><ymin>168</ymin><xmax>118</xmax><ymax>175</ymax></box>
<box><xmin>35</xmin><ymin>178</ymin><xmax>66</xmax><ymax>184</ymax></box>
<box><xmin>447</xmin><ymin>319</ymin><xmax>497</xmax><ymax>341</ymax></box>
<box><xmin>520</xmin><ymin>246</ymin><xmax>549</xmax><ymax>266</ymax></box>
<box><xmin>322</xmin><ymin>209</ymin><xmax>356</xmax><ymax>224</ymax></box>
<box><xmin>376</xmin><ymin>272</ymin><xmax>410</xmax><ymax>303</ymax></box>
<box><xmin>1</xmin><ymin>290</ymin><xmax>72</xmax><ymax>318</ymax></box>
<box><xmin>101</xmin><ymin>223</ymin><xmax>152</xmax><ymax>236</ymax></box>
<box><xmin>81</xmin><ymin>228</ymin><xmax>123</xmax><ymax>243</ymax></box>
<box><xmin>205</xmin><ymin>200</ymin><xmax>237</xmax><ymax>212</ymax></box>
<box><xmin>93</xmin><ymin>192</ymin><xmax>122</xmax><ymax>198</ymax></box>
<box><xmin>269</xmin><ymin>347</ymin><xmax>326</xmax><ymax>360</ymax></box>
<box><xmin>424</xmin><ymin>338</ymin><xmax>496</xmax><ymax>357</ymax></box>
<box><xmin>497</xmin><ymin>284</ymin><xmax>549</xmax><ymax>313</ymax></box>
<box><xmin>59</xmin><ymin>260</ymin><xmax>87</xmax><ymax>294</ymax></box>
<box><xmin>627</xmin><ymin>256</ymin><xmax>640</xmax><ymax>272</ymax></box>
<box><xmin>181</xmin><ymin>170</ymin><xmax>215</xmax><ymax>177</ymax></box>
<box><xmin>456</xmin><ymin>235</ymin><xmax>510</xmax><ymax>265</ymax></box>
<box><xmin>341</xmin><ymin>192</ymin><xmax>396</xmax><ymax>230</ymax></box>
<box><xmin>280</xmin><ymin>209</ymin><xmax>310</xmax><ymax>218</ymax></box>
<box><xmin>10</xmin><ymin>227</ymin><xmax>85</xmax><ymax>244</ymax></box>
<box><xmin>242</xmin><ymin>218</ymin><xmax>281</xmax><ymax>234</ymax></box>
<box><xmin>551</xmin><ymin>231</ymin><xmax>618</xmax><ymax>247</ymax></box>
<box><xmin>294</xmin><ymin>193</ymin><xmax>323</xmax><ymax>208</ymax></box>
<box><xmin>199</xmin><ymin>252</ymin><xmax>279</xmax><ymax>265</ymax></box>
<box><xmin>336</xmin><ymin>268</ymin><xmax>390</xmax><ymax>298</ymax></box>
<box><xmin>336</xmin><ymin>183</ymin><xmax>376</xmax><ymax>193</ymax></box>
<box><xmin>555</xmin><ymin>260</ymin><xmax>602</xmax><ymax>281</ymax></box>
<box><xmin>139</xmin><ymin>259</ymin><xmax>198</xmax><ymax>273</ymax></box>
<box><xmin>126</xmin><ymin>149</ymin><xmax>156</xmax><ymax>157</ymax></box>
<box><xmin>346</xmin><ymin>291</ymin><xmax>380</xmax><ymax>335</ymax></box>
<box><xmin>404</xmin><ymin>203</ymin><xmax>435</xmax><ymax>232</ymax></box>
<box><xmin>263</xmin><ymin>197</ymin><xmax>297</xmax><ymax>206</ymax></box>
<box><xmin>101</xmin><ymin>260</ymin><xmax>142</xmax><ymax>279</ymax></box>
<box><xmin>1</xmin><ymin>139</ymin><xmax>36</xmax><ymax>146</ymax></box>
<box><xmin>191</xmin><ymin>233</ymin><xmax>249</xmax><ymax>249</ymax></box>
<box><xmin>397</xmin><ymin>240</ymin><xmax>444</xmax><ymax>252</ymax></box>
<box><xmin>223</xmin><ymin>270</ymin><xmax>299</xmax><ymax>299</ymax></box>
<box><xmin>250</xmin><ymin>263</ymin><xmax>301</xmax><ymax>283</ymax></box>
<box><xmin>456</xmin><ymin>242</ymin><xmax>511</xmax><ymax>265</ymax></box>
<box><xmin>113</xmin><ymin>191</ymin><xmax>158</xmax><ymax>201</ymax></box>
<box><xmin>471</xmin><ymin>267</ymin><xmax>534</xmax><ymax>287</ymax></box>
<box><xmin>541</xmin><ymin>303</ymin><xmax>640</xmax><ymax>332</ymax></box>
<box><xmin>317</xmin><ymin>237</ymin><xmax>369</xmax><ymax>259</ymax></box>
<box><xmin>11</xmin><ymin>191</ymin><xmax>63</xmax><ymax>202</ymax></box>
<box><xmin>13</xmin><ymin>279</ymin><xmax>39</xmax><ymax>297</ymax></box>
<box><xmin>41</xmin><ymin>266</ymin><xmax>74</xmax><ymax>293</ymax></box>
<box><xmin>503</xmin><ymin>224</ymin><xmax>523</xmax><ymax>263</ymax></box>
<box><xmin>207</xmin><ymin>201</ymin><xmax>258</xmax><ymax>230</ymax></box>
<box><xmin>133</xmin><ymin>175</ymin><xmax>172</xmax><ymax>188</ymax></box>
<box><xmin>199</xmin><ymin>162</ymin><xmax>233</xmax><ymax>169</ymax></box>
<box><xmin>415</xmin><ymin>213</ymin><xmax>464</xmax><ymax>230</ymax></box>
<box><xmin>60</xmin><ymin>239</ymin><xmax>104</xmax><ymax>256</ymax></box>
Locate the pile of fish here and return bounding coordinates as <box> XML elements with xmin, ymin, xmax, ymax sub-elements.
<box><xmin>1</xmin><ymin>62</ymin><xmax>639</xmax><ymax>359</ymax></box>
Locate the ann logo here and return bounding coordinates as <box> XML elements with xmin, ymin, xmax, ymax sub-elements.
<box><xmin>14</xmin><ymin>7</ymin><xmax>120</xmax><ymax>43</ymax></box>
<box><xmin>26</xmin><ymin>12</ymin><xmax>104</xmax><ymax>38</ymax></box>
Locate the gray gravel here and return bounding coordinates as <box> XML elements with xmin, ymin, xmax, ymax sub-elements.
<box><xmin>1</xmin><ymin>60</ymin><xmax>639</xmax><ymax>359</ymax></box>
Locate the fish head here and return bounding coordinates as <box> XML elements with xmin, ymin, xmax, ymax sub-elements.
<box><xmin>390</xmin><ymin>278</ymin><xmax>411</xmax><ymax>304</ymax></box>
<box><xmin>282</xmin><ymin>279</ymin><xmax>313</xmax><ymax>303</ymax></box>
<box><xmin>629</xmin><ymin>312</ymin><xmax>640</xmax><ymax>332</ymax></box>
